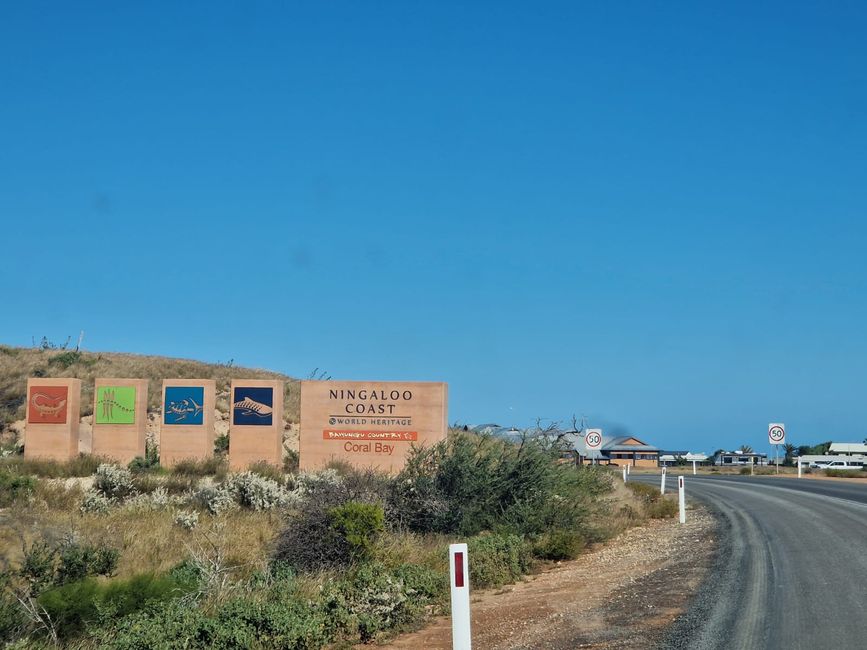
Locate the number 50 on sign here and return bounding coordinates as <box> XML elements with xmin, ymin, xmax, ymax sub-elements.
<box><xmin>768</xmin><ymin>423</ymin><xmax>785</xmax><ymax>445</ymax></box>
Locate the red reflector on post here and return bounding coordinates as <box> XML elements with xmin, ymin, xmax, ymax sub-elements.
<box><xmin>454</xmin><ymin>551</ymin><xmax>465</xmax><ymax>587</ymax></box>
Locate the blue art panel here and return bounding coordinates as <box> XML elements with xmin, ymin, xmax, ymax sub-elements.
<box><xmin>164</xmin><ymin>386</ymin><xmax>205</xmax><ymax>425</ymax></box>
<box><xmin>232</xmin><ymin>387</ymin><xmax>274</xmax><ymax>426</ymax></box>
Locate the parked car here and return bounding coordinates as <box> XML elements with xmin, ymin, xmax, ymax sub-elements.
<box><xmin>824</xmin><ymin>460</ymin><xmax>864</xmax><ymax>471</ymax></box>
<box><xmin>809</xmin><ymin>460</ymin><xmax>831</xmax><ymax>469</ymax></box>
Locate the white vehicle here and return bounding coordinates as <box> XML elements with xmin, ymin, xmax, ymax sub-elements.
<box><xmin>824</xmin><ymin>460</ymin><xmax>864</xmax><ymax>471</ymax></box>
<box><xmin>809</xmin><ymin>460</ymin><xmax>831</xmax><ymax>469</ymax></box>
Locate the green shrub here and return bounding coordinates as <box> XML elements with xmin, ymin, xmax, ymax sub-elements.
<box><xmin>645</xmin><ymin>497</ymin><xmax>678</xmax><ymax>519</ymax></box>
<box><xmin>248</xmin><ymin>460</ymin><xmax>283</xmax><ymax>483</ymax></box>
<box><xmin>329</xmin><ymin>502</ymin><xmax>384</xmax><ymax>561</ymax></box>
<box><xmin>388</xmin><ymin>432</ymin><xmax>611</xmax><ymax>538</ymax></box>
<box><xmin>94</xmin><ymin>464</ymin><xmax>137</xmax><ymax>499</ymax></box>
<box><xmin>56</xmin><ymin>542</ymin><xmax>119</xmax><ymax>584</ymax></box>
<box><xmin>213</xmin><ymin>434</ymin><xmax>229</xmax><ymax>456</ymax></box>
<box><xmin>274</xmin><ymin>470</ymin><xmax>389</xmax><ymax>572</ymax></box>
<box><xmin>392</xmin><ymin>563</ymin><xmax>447</xmax><ymax>603</ymax></box>
<box><xmin>171</xmin><ymin>456</ymin><xmax>227</xmax><ymax>478</ymax></box>
<box><xmin>0</xmin><ymin>454</ymin><xmax>102</xmax><ymax>478</ymax></box>
<box><xmin>533</xmin><ymin>528</ymin><xmax>586</xmax><ymax>560</ymax></box>
<box><xmin>825</xmin><ymin>469</ymin><xmax>867</xmax><ymax>478</ymax></box>
<box><xmin>19</xmin><ymin>540</ymin><xmax>57</xmax><ymax>595</ymax></box>
<box><xmin>467</xmin><ymin>534</ymin><xmax>533</xmax><ymax>589</ymax></box>
<box><xmin>0</xmin><ymin>470</ymin><xmax>36</xmax><ymax>506</ymax></box>
<box><xmin>48</xmin><ymin>350</ymin><xmax>82</xmax><ymax>368</ymax></box>
<box><xmin>0</xmin><ymin>571</ymin><xmax>24</xmax><ymax>641</ymax></box>
<box><xmin>39</xmin><ymin>572</ymin><xmax>189</xmax><ymax>640</ymax></box>
<box><xmin>283</xmin><ymin>449</ymin><xmax>300</xmax><ymax>473</ymax></box>
<box><xmin>128</xmin><ymin>441</ymin><xmax>161</xmax><ymax>473</ymax></box>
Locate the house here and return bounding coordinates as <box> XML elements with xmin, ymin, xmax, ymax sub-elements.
<box><xmin>714</xmin><ymin>450</ymin><xmax>768</xmax><ymax>466</ymax></box>
<box><xmin>599</xmin><ymin>436</ymin><xmax>660</xmax><ymax>468</ymax></box>
<box><xmin>829</xmin><ymin>443</ymin><xmax>867</xmax><ymax>456</ymax></box>
<box><xmin>658</xmin><ymin>452</ymin><xmax>710</xmax><ymax>467</ymax></box>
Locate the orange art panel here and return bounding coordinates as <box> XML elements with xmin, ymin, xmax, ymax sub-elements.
<box><xmin>27</xmin><ymin>386</ymin><xmax>69</xmax><ymax>424</ymax></box>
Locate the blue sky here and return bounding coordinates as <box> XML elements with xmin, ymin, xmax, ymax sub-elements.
<box><xmin>2</xmin><ymin>2</ymin><xmax>866</xmax><ymax>453</ymax></box>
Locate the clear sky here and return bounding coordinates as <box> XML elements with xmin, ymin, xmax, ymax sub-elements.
<box><xmin>2</xmin><ymin>2</ymin><xmax>866</xmax><ymax>454</ymax></box>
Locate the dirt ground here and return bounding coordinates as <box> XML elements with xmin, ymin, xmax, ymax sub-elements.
<box><xmin>382</xmin><ymin>506</ymin><xmax>716</xmax><ymax>650</ymax></box>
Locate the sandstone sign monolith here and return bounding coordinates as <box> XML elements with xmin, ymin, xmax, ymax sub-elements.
<box><xmin>25</xmin><ymin>378</ymin><xmax>82</xmax><ymax>460</ymax></box>
<box><xmin>299</xmin><ymin>380</ymin><xmax>448</xmax><ymax>473</ymax></box>
<box><xmin>160</xmin><ymin>379</ymin><xmax>216</xmax><ymax>466</ymax></box>
<box><xmin>228</xmin><ymin>379</ymin><xmax>283</xmax><ymax>470</ymax></box>
<box><xmin>91</xmin><ymin>378</ymin><xmax>149</xmax><ymax>464</ymax></box>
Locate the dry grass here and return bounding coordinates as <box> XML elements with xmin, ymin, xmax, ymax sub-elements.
<box><xmin>0</xmin><ymin>481</ymin><xmax>283</xmax><ymax>579</ymax></box>
<box><xmin>0</xmin><ymin>345</ymin><xmax>299</xmax><ymax>429</ymax></box>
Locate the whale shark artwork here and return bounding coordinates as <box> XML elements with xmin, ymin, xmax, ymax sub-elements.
<box><xmin>164</xmin><ymin>386</ymin><xmax>205</xmax><ymax>425</ymax></box>
<box><xmin>232</xmin><ymin>386</ymin><xmax>274</xmax><ymax>426</ymax></box>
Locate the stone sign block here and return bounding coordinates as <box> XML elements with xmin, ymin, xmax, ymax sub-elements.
<box><xmin>91</xmin><ymin>378</ymin><xmax>149</xmax><ymax>464</ymax></box>
<box><xmin>25</xmin><ymin>378</ymin><xmax>82</xmax><ymax>460</ymax></box>
<box><xmin>160</xmin><ymin>379</ymin><xmax>216</xmax><ymax>466</ymax></box>
<box><xmin>299</xmin><ymin>381</ymin><xmax>448</xmax><ymax>473</ymax></box>
<box><xmin>228</xmin><ymin>379</ymin><xmax>283</xmax><ymax>470</ymax></box>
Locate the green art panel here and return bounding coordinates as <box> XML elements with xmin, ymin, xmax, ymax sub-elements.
<box><xmin>95</xmin><ymin>386</ymin><xmax>137</xmax><ymax>424</ymax></box>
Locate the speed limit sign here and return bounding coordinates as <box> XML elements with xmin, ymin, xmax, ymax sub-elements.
<box><xmin>768</xmin><ymin>423</ymin><xmax>785</xmax><ymax>445</ymax></box>
<box><xmin>585</xmin><ymin>428</ymin><xmax>603</xmax><ymax>450</ymax></box>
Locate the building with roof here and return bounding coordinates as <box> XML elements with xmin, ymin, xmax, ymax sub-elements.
<box><xmin>829</xmin><ymin>443</ymin><xmax>867</xmax><ymax>455</ymax></box>
<box><xmin>713</xmin><ymin>450</ymin><xmax>768</xmax><ymax>466</ymax></box>
<box><xmin>599</xmin><ymin>436</ymin><xmax>660</xmax><ymax>468</ymax></box>
<box><xmin>658</xmin><ymin>452</ymin><xmax>710</xmax><ymax>467</ymax></box>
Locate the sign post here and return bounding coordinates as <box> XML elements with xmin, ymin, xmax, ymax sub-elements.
<box><xmin>678</xmin><ymin>476</ymin><xmax>686</xmax><ymax>524</ymax></box>
<box><xmin>660</xmin><ymin>466</ymin><xmax>667</xmax><ymax>495</ymax></box>
<box><xmin>449</xmin><ymin>543</ymin><xmax>471</xmax><ymax>650</ymax></box>
<box><xmin>769</xmin><ymin>423</ymin><xmax>786</xmax><ymax>476</ymax></box>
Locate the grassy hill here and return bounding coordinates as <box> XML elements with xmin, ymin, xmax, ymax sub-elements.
<box><xmin>0</xmin><ymin>344</ymin><xmax>299</xmax><ymax>432</ymax></box>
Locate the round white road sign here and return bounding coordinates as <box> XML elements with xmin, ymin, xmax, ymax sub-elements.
<box><xmin>768</xmin><ymin>423</ymin><xmax>786</xmax><ymax>445</ymax></box>
<box><xmin>585</xmin><ymin>429</ymin><xmax>603</xmax><ymax>449</ymax></box>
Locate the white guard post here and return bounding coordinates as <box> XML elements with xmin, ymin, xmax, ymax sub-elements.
<box><xmin>660</xmin><ymin>466</ymin><xmax>667</xmax><ymax>495</ymax></box>
<box><xmin>692</xmin><ymin>460</ymin><xmax>697</xmax><ymax>475</ymax></box>
<box><xmin>626</xmin><ymin>464</ymin><xmax>631</xmax><ymax>475</ymax></box>
<box><xmin>449</xmin><ymin>543</ymin><xmax>472</xmax><ymax>650</ymax></box>
<box><xmin>622</xmin><ymin>467</ymin><xmax>627</xmax><ymax>483</ymax></box>
<box><xmin>798</xmin><ymin>460</ymin><xmax>802</xmax><ymax>478</ymax></box>
<box><xmin>678</xmin><ymin>476</ymin><xmax>686</xmax><ymax>524</ymax></box>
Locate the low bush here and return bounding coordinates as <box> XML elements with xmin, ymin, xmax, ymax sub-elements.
<box><xmin>467</xmin><ymin>534</ymin><xmax>533</xmax><ymax>589</ymax></box>
<box><xmin>0</xmin><ymin>469</ymin><xmax>36</xmax><ymax>506</ymax></box>
<box><xmin>274</xmin><ymin>472</ymin><xmax>389</xmax><ymax>572</ymax></box>
<box><xmin>283</xmin><ymin>449</ymin><xmax>300</xmax><ymax>473</ymax></box>
<box><xmin>533</xmin><ymin>528</ymin><xmax>586</xmax><ymax>560</ymax></box>
<box><xmin>247</xmin><ymin>460</ymin><xmax>284</xmax><ymax>484</ymax></box>
<box><xmin>94</xmin><ymin>464</ymin><xmax>137</xmax><ymax>500</ymax></box>
<box><xmin>329</xmin><ymin>502</ymin><xmax>385</xmax><ymax>562</ymax></box>
<box><xmin>824</xmin><ymin>469</ymin><xmax>867</xmax><ymax>478</ymax></box>
<box><xmin>128</xmin><ymin>441</ymin><xmax>161</xmax><ymax>473</ymax></box>
<box><xmin>39</xmin><ymin>572</ymin><xmax>190</xmax><ymax>640</ymax></box>
<box><xmin>387</xmin><ymin>432</ymin><xmax>611</xmax><ymax>538</ymax></box>
<box><xmin>0</xmin><ymin>454</ymin><xmax>103</xmax><ymax>478</ymax></box>
<box><xmin>213</xmin><ymin>434</ymin><xmax>229</xmax><ymax>456</ymax></box>
<box><xmin>171</xmin><ymin>456</ymin><xmax>227</xmax><ymax>479</ymax></box>
<box><xmin>626</xmin><ymin>481</ymin><xmax>678</xmax><ymax>519</ymax></box>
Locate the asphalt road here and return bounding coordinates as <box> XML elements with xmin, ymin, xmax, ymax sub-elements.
<box><xmin>638</xmin><ymin>474</ymin><xmax>867</xmax><ymax>650</ymax></box>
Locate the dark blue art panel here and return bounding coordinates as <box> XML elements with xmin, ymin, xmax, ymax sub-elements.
<box><xmin>164</xmin><ymin>386</ymin><xmax>205</xmax><ymax>425</ymax></box>
<box><xmin>232</xmin><ymin>386</ymin><xmax>274</xmax><ymax>425</ymax></box>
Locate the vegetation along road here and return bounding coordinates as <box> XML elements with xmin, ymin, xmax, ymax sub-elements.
<box><xmin>643</xmin><ymin>474</ymin><xmax>867</xmax><ymax>649</ymax></box>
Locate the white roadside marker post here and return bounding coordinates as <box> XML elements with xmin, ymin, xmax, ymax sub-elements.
<box><xmin>660</xmin><ymin>466</ymin><xmax>667</xmax><ymax>495</ymax></box>
<box><xmin>678</xmin><ymin>476</ymin><xmax>686</xmax><ymax>524</ymax></box>
<box><xmin>798</xmin><ymin>460</ymin><xmax>802</xmax><ymax>478</ymax></box>
<box><xmin>626</xmin><ymin>464</ymin><xmax>631</xmax><ymax>476</ymax></box>
<box><xmin>449</xmin><ymin>543</ymin><xmax>472</xmax><ymax>650</ymax></box>
<box><xmin>692</xmin><ymin>460</ymin><xmax>697</xmax><ymax>475</ymax></box>
<box><xmin>623</xmin><ymin>467</ymin><xmax>627</xmax><ymax>483</ymax></box>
